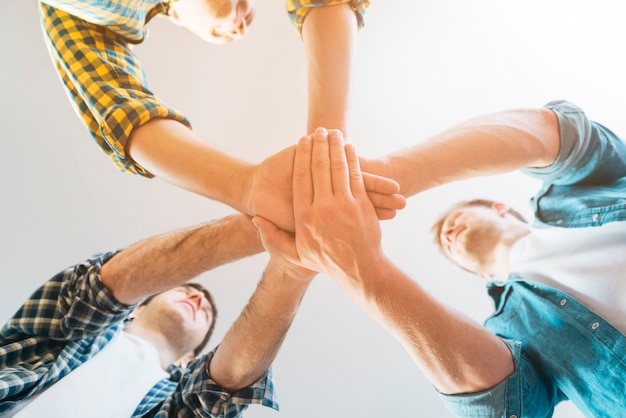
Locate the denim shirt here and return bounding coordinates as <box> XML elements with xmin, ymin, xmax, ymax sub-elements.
<box><xmin>440</xmin><ymin>100</ymin><xmax>626</xmax><ymax>417</ymax></box>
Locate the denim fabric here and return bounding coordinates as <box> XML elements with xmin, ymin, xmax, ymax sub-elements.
<box><xmin>439</xmin><ymin>100</ymin><xmax>626</xmax><ymax>417</ymax></box>
<box><xmin>524</xmin><ymin>100</ymin><xmax>626</xmax><ymax>228</ymax></box>
<box><xmin>438</xmin><ymin>337</ymin><xmax>565</xmax><ymax>418</ymax></box>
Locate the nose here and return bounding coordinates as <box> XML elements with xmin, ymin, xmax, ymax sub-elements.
<box><xmin>188</xmin><ymin>292</ymin><xmax>204</xmax><ymax>310</ymax></box>
<box><xmin>228</xmin><ymin>18</ymin><xmax>247</xmax><ymax>40</ymax></box>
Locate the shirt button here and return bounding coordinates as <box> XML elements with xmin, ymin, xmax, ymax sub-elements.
<box><xmin>556</xmin><ymin>219</ymin><xmax>563</xmax><ymax>225</ymax></box>
<box><xmin>560</xmin><ymin>299</ymin><xmax>567</xmax><ymax>306</ymax></box>
<box><xmin>510</xmin><ymin>415</ymin><xmax>518</xmax><ymax>418</ymax></box>
<box><xmin>592</xmin><ymin>322</ymin><xmax>599</xmax><ymax>330</ymax></box>
<box><xmin>592</xmin><ymin>213</ymin><xmax>599</xmax><ymax>222</ymax></box>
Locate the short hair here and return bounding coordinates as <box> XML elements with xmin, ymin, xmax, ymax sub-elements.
<box><xmin>431</xmin><ymin>199</ymin><xmax>527</xmax><ymax>261</ymax></box>
<box><xmin>140</xmin><ymin>283</ymin><xmax>217</xmax><ymax>356</ymax></box>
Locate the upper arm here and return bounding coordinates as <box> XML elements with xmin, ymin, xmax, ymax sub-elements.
<box><xmin>523</xmin><ymin>100</ymin><xmax>626</xmax><ymax>186</ymax></box>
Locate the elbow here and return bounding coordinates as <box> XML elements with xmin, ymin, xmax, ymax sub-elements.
<box><xmin>209</xmin><ymin>359</ymin><xmax>265</xmax><ymax>393</ymax></box>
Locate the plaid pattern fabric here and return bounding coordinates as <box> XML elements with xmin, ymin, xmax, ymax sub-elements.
<box><xmin>137</xmin><ymin>356</ymin><xmax>277</xmax><ymax>418</ymax></box>
<box><xmin>0</xmin><ymin>252</ymin><xmax>277</xmax><ymax>417</ymax></box>
<box><xmin>0</xmin><ymin>252</ymin><xmax>126</xmax><ymax>414</ymax></box>
<box><xmin>286</xmin><ymin>0</ymin><xmax>370</xmax><ymax>36</ymax></box>
<box><xmin>40</xmin><ymin>0</ymin><xmax>167</xmax><ymax>42</ymax></box>
<box><xmin>39</xmin><ymin>1</ymin><xmax>191</xmax><ymax>177</ymax></box>
<box><xmin>39</xmin><ymin>0</ymin><xmax>360</xmax><ymax>176</ymax></box>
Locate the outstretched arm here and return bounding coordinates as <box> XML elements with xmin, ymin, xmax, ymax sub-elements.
<box><xmin>127</xmin><ymin>120</ymin><xmax>257</xmax><ymax>215</ymax></box>
<box><xmin>209</xmin><ymin>223</ymin><xmax>315</xmax><ymax>392</ymax></box>
<box><xmin>128</xmin><ymin>120</ymin><xmax>404</xmax><ymax>230</ymax></box>
<box><xmin>100</xmin><ymin>213</ymin><xmax>263</xmax><ymax>305</ymax></box>
<box><xmin>302</xmin><ymin>3</ymin><xmax>358</xmax><ymax>136</ymax></box>
<box><xmin>360</xmin><ymin>106</ymin><xmax>561</xmax><ymax>197</ymax></box>
<box><xmin>256</xmin><ymin>129</ymin><xmax>514</xmax><ymax>395</ymax></box>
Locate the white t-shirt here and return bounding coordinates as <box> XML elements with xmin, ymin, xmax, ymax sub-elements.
<box><xmin>8</xmin><ymin>331</ymin><xmax>168</xmax><ymax>418</ymax></box>
<box><xmin>509</xmin><ymin>221</ymin><xmax>626</xmax><ymax>334</ymax></box>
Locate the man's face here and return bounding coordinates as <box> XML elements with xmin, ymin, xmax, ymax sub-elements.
<box><xmin>439</xmin><ymin>205</ymin><xmax>507</xmax><ymax>274</ymax></box>
<box><xmin>169</xmin><ymin>0</ymin><xmax>254</xmax><ymax>45</ymax></box>
<box><xmin>140</xmin><ymin>286</ymin><xmax>214</xmax><ymax>352</ymax></box>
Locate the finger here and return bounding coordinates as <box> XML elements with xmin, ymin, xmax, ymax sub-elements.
<box><xmin>375</xmin><ymin>207</ymin><xmax>397</xmax><ymax>221</ymax></box>
<box><xmin>362</xmin><ymin>172</ymin><xmax>400</xmax><ymax>195</ymax></box>
<box><xmin>293</xmin><ymin>135</ymin><xmax>313</xmax><ymax>211</ymax></box>
<box><xmin>345</xmin><ymin>143</ymin><xmax>367</xmax><ymax>199</ymax></box>
<box><xmin>367</xmin><ymin>191</ymin><xmax>407</xmax><ymax>211</ymax></box>
<box><xmin>252</xmin><ymin>216</ymin><xmax>299</xmax><ymax>263</ymax></box>
<box><xmin>310</xmin><ymin>127</ymin><xmax>332</xmax><ymax>201</ymax></box>
<box><xmin>328</xmin><ymin>129</ymin><xmax>350</xmax><ymax>196</ymax></box>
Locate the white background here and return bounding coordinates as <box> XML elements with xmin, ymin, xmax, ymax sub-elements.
<box><xmin>3</xmin><ymin>1</ymin><xmax>625</xmax><ymax>416</ymax></box>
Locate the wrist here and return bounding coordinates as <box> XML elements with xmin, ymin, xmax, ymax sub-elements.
<box><xmin>213</xmin><ymin>213</ymin><xmax>264</xmax><ymax>259</ymax></box>
<box><xmin>227</xmin><ymin>162</ymin><xmax>256</xmax><ymax>215</ymax></box>
<box><xmin>388</xmin><ymin>153</ymin><xmax>426</xmax><ymax>197</ymax></box>
<box><xmin>332</xmin><ymin>251</ymin><xmax>392</xmax><ymax>294</ymax></box>
<box><xmin>265</xmin><ymin>257</ymin><xmax>315</xmax><ymax>287</ymax></box>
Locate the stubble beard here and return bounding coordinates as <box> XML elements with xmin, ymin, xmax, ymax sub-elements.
<box><xmin>462</xmin><ymin>223</ymin><xmax>500</xmax><ymax>270</ymax></box>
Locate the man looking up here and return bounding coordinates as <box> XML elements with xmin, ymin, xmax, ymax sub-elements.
<box><xmin>0</xmin><ymin>213</ymin><xmax>315</xmax><ymax>417</ymax></box>
<box><xmin>257</xmin><ymin>99</ymin><xmax>626</xmax><ymax>417</ymax></box>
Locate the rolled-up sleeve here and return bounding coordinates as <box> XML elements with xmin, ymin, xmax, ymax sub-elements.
<box><xmin>39</xmin><ymin>2</ymin><xmax>192</xmax><ymax>177</ymax></box>
<box><xmin>286</xmin><ymin>0</ymin><xmax>370</xmax><ymax>37</ymax></box>
<box><xmin>522</xmin><ymin>100</ymin><xmax>626</xmax><ymax>186</ymax></box>
<box><xmin>5</xmin><ymin>250</ymin><xmax>129</xmax><ymax>341</ymax></box>
<box><xmin>146</xmin><ymin>352</ymin><xmax>278</xmax><ymax>418</ymax></box>
<box><xmin>438</xmin><ymin>339</ymin><xmax>559</xmax><ymax>418</ymax></box>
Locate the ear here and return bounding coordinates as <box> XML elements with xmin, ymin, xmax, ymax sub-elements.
<box><xmin>492</xmin><ymin>202</ymin><xmax>509</xmax><ymax>217</ymax></box>
<box><xmin>176</xmin><ymin>352</ymin><xmax>195</xmax><ymax>368</ymax></box>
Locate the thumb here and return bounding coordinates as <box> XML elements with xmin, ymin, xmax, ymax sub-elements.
<box><xmin>252</xmin><ymin>216</ymin><xmax>294</xmax><ymax>256</ymax></box>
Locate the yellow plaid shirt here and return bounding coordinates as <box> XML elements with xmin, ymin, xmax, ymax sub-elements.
<box><xmin>39</xmin><ymin>0</ymin><xmax>369</xmax><ymax>176</ymax></box>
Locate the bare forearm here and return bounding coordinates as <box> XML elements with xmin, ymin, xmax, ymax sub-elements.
<box><xmin>127</xmin><ymin>119</ymin><xmax>255</xmax><ymax>213</ymax></box>
<box><xmin>100</xmin><ymin>213</ymin><xmax>263</xmax><ymax>305</ymax></box>
<box><xmin>378</xmin><ymin>107</ymin><xmax>561</xmax><ymax>197</ymax></box>
<box><xmin>336</xmin><ymin>258</ymin><xmax>514</xmax><ymax>395</ymax></box>
<box><xmin>302</xmin><ymin>3</ymin><xmax>358</xmax><ymax>135</ymax></box>
<box><xmin>209</xmin><ymin>259</ymin><xmax>312</xmax><ymax>392</ymax></box>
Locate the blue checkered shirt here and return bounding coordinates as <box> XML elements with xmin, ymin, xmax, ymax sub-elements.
<box><xmin>0</xmin><ymin>251</ymin><xmax>277</xmax><ymax>417</ymax></box>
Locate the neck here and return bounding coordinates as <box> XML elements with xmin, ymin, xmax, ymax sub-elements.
<box><xmin>487</xmin><ymin>222</ymin><xmax>531</xmax><ymax>279</ymax></box>
<box><xmin>124</xmin><ymin>321</ymin><xmax>187</xmax><ymax>369</ymax></box>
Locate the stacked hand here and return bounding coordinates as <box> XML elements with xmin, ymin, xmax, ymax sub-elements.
<box><xmin>253</xmin><ymin>128</ymin><xmax>388</xmax><ymax>281</ymax></box>
<box><xmin>247</xmin><ymin>133</ymin><xmax>405</xmax><ymax>232</ymax></box>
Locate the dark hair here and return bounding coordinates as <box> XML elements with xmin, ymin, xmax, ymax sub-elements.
<box><xmin>140</xmin><ymin>283</ymin><xmax>217</xmax><ymax>356</ymax></box>
<box><xmin>431</xmin><ymin>199</ymin><xmax>527</xmax><ymax>261</ymax></box>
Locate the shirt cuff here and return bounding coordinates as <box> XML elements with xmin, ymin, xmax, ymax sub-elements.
<box><xmin>286</xmin><ymin>0</ymin><xmax>370</xmax><ymax>37</ymax></box>
<box><xmin>179</xmin><ymin>351</ymin><xmax>278</xmax><ymax>417</ymax></box>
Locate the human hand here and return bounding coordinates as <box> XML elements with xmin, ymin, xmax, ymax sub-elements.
<box><xmin>246</xmin><ymin>133</ymin><xmax>406</xmax><ymax>232</ymax></box>
<box><xmin>245</xmin><ymin>145</ymin><xmax>297</xmax><ymax>231</ymax></box>
<box><xmin>252</xmin><ymin>128</ymin><xmax>387</xmax><ymax>281</ymax></box>
<box><xmin>252</xmin><ymin>216</ymin><xmax>316</xmax><ymax>283</ymax></box>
